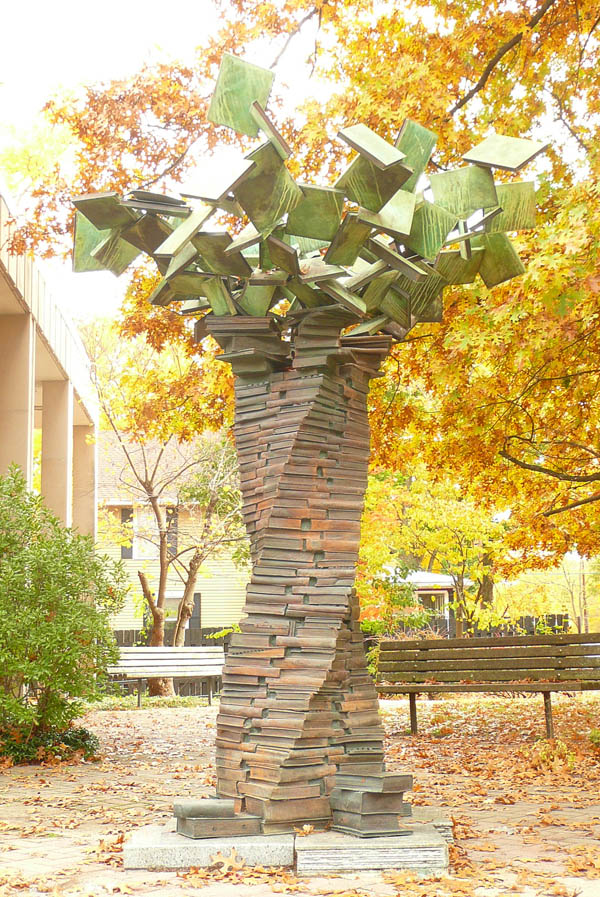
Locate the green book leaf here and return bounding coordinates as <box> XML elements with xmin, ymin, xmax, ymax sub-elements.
<box><xmin>404</xmin><ymin>201</ymin><xmax>457</xmax><ymax>260</ymax></box>
<box><xmin>72</xmin><ymin>191</ymin><xmax>138</xmax><ymax>230</ymax></box>
<box><xmin>203</xmin><ymin>278</ymin><xmax>237</xmax><ymax>315</ymax></box>
<box><xmin>335</xmin><ymin>155</ymin><xmax>413</xmax><ymax>212</ymax></box>
<box><xmin>324</xmin><ymin>213</ymin><xmax>373</xmax><ymax>266</ymax></box>
<box><xmin>394</xmin><ymin>119</ymin><xmax>438</xmax><ymax>194</ymax></box>
<box><xmin>337</xmin><ymin>123</ymin><xmax>407</xmax><ymax>170</ymax></box>
<box><xmin>473</xmin><ymin>233</ymin><xmax>525</xmax><ymax>287</ymax></box>
<box><xmin>165</xmin><ymin>243</ymin><xmax>200</xmax><ymax>279</ymax></box>
<box><xmin>369</xmin><ymin>235</ymin><xmax>429</xmax><ymax>282</ymax></box>
<box><xmin>463</xmin><ymin>134</ymin><xmax>550</xmax><ymax>172</ymax></box>
<box><xmin>121</xmin><ymin>214</ymin><xmax>174</xmax><ymax>254</ymax></box>
<box><xmin>73</xmin><ymin>213</ymin><xmax>111</xmax><ymax>273</ymax></box>
<box><xmin>286</xmin><ymin>185</ymin><xmax>344</xmax><ymax>241</ymax></box>
<box><xmin>430</xmin><ymin>165</ymin><xmax>498</xmax><ymax>218</ymax></box>
<box><xmin>356</xmin><ymin>189</ymin><xmax>416</xmax><ymax>240</ymax></box>
<box><xmin>379</xmin><ymin>289</ymin><xmax>411</xmax><ymax>329</ymax></box>
<box><xmin>319</xmin><ymin>279</ymin><xmax>367</xmax><ymax>316</ymax></box>
<box><xmin>486</xmin><ymin>182</ymin><xmax>536</xmax><ymax>233</ymax></box>
<box><xmin>238</xmin><ymin>284</ymin><xmax>278</xmax><ymax>316</ymax></box>
<box><xmin>363</xmin><ymin>270</ymin><xmax>400</xmax><ymax>312</ymax></box>
<box><xmin>265</xmin><ymin>236</ymin><xmax>300</xmax><ymax>276</ymax></box>
<box><xmin>234</xmin><ymin>142</ymin><xmax>303</xmax><ymax>233</ymax></box>
<box><xmin>250</xmin><ymin>102</ymin><xmax>292</xmax><ymax>159</ymax></box>
<box><xmin>154</xmin><ymin>205</ymin><xmax>214</xmax><ymax>257</ymax></box>
<box><xmin>191</xmin><ymin>232</ymin><xmax>253</xmax><ymax>279</ymax></box>
<box><xmin>435</xmin><ymin>248</ymin><xmax>484</xmax><ymax>284</ymax></box>
<box><xmin>89</xmin><ymin>227</ymin><xmax>140</xmax><ymax>277</ymax></box>
<box><xmin>286</xmin><ymin>279</ymin><xmax>331</xmax><ymax>308</ymax></box>
<box><xmin>208</xmin><ymin>53</ymin><xmax>275</xmax><ymax>137</ymax></box>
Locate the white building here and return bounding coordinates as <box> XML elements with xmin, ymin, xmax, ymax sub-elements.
<box><xmin>0</xmin><ymin>190</ymin><xmax>97</xmax><ymax>532</ymax></box>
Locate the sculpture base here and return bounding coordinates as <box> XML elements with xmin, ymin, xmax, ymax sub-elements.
<box><xmin>123</xmin><ymin>809</ymin><xmax>451</xmax><ymax>875</ymax></box>
<box><xmin>123</xmin><ymin>826</ymin><xmax>295</xmax><ymax>870</ymax></box>
<box><xmin>294</xmin><ymin>825</ymin><xmax>448</xmax><ymax>875</ymax></box>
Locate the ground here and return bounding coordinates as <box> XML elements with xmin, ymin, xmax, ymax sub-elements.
<box><xmin>1</xmin><ymin>694</ymin><xmax>600</xmax><ymax>897</ymax></box>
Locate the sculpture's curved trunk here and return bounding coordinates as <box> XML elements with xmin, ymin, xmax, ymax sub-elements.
<box><xmin>209</xmin><ymin>311</ymin><xmax>389</xmax><ymax>832</ymax></box>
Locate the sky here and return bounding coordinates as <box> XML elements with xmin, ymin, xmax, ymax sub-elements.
<box><xmin>0</xmin><ymin>0</ymin><xmax>320</xmax><ymax>322</ymax></box>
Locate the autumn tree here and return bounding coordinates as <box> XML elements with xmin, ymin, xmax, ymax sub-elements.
<box><xmin>84</xmin><ymin>317</ymin><xmax>245</xmax><ymax>694</ymax></box>
<box><xmin>493</xmin><ymin>556</ymin><xmax>600</xmax><ymax>634</ymax></box>
<box><xmin>3</xmin><ymin>0</ymin><xmax>600</xmax><ymax>580</ymax></box>
<box><xmin>359</xmin><ymin>466</ymin><xmax>527</xmax><ymax>635</ymax></box>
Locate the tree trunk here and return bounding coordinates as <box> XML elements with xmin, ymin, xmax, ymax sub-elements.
<box><xmin>581</xmin><ymin>558</ymin><xmax>590</xmax><ymax>634</ymax></box>
<box><xmin>478</xmin><ymin>554</ymin><xmax>494</xmax><ymax>607</ymax></box>
<box><xmin>208</xmin><ymin>310</ymin><xmax>390</xmax><ymax>831</ymax></box>
<box><xmin>138</xmin><ymin>569</ymin><xmax>175</xmax><ymax>697</ymax></box>
<box><xmin>172</xmin><ymin>552</ymin><xmax>202</xmax><ymax>647</ymax></box>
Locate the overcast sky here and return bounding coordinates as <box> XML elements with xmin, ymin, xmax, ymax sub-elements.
<box><xmin>0</xmin><ymin>0</ymin><xmax>320</xmax><ymax>322</ymax></box>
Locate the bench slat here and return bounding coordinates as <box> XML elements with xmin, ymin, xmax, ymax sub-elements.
<box><xmin>114</xmin><ymin>659</ymin><xmax>223</xmax><ymax>665</ymax></box>
<box><xmin>377</xmin><ymin>680</ymin><xmax>597</xmax><ymax>694</ymax></box>
<box><xmin>379</xmin><ymin>667</ymin><xmax>600</xmax><ymax>684</ymax></box>
<box><xmin>117</xmin><ymin>649</ymin><xmax>224</xmax><ymax>656</ymax></box>
<box><xmin>109</xmin><ymin>670</ymin><xmax>223</xmax><ymax>678</ymax></box>
<box><xmin>379</xmin><ymin>633</ymin><xmax>600</xmax><ymax>650</ymax></box>
<box><xmin>378</xmin><ymin>656</ymin><xmax>600</xmax><ymax>673</ymax></box>
<box><xmin>379</xmin><ymin>644</ymin><xmax>600</xmax><ymax>662</ymax></box>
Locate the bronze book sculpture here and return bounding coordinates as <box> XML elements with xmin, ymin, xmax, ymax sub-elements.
<box><xmin>72</xmin><ymin>52</ymin><xmax>547</xmax><ymax>834</ymax></box>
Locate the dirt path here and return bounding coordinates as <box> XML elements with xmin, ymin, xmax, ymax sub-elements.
<box><xmin>1</xmin><ymin>694</ymin><xmax>599</xmax><ymax>896</ymax></box>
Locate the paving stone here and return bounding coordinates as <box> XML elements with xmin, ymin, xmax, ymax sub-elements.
<box><xmin>123</xmin><ymin>824</ymin><xmax>295</xmax><ymax>869</ymax></box>
<box><xmin>294</xmin><ymin>824</ymin><xmax>448</xmax><ymax>875</ymax></box>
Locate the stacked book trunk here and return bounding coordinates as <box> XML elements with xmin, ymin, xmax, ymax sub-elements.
<box><xmin>331</xmin><ymin>772</ymin><xmax>413</xmax><ymax>837</ymax></box>
<box><xmin>208</xmin><ymin>310</ymin><xmax>404</xmax><ymax>832</ymax></box>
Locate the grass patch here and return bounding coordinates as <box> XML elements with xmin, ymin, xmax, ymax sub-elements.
<box><xmin>90</xmin><ymin>694</ymin><xmax>218</xmax><ymax>711</ymax></box>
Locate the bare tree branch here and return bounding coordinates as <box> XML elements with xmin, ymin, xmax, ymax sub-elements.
<box><xmin>544</xmin><ymin>491</ymin><xmax>600</xmax><ymax>516</ymax></box>
<box><xmin>270</xmin><ymin>8</ymin><xmax>320</xmax><ymax>70</ymax></box>
<box><xmin>500</xmin><ymin>443</ymin><xmax>600</xmax><ymax>483</ymax></box>
<box><xmin>447</xmin><ymin>0</ymin><xmax>559</xmax><ymax>117</ymax></box>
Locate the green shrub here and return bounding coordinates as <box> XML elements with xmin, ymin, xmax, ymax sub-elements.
<box><xmin>0</xmin><ymin>725</ymin><xmax>100</xmax><ymax>765</ymax></box>
<box><xmin>590</xmin><ymin>729</ymin><xmax>600</xmax><ymax>748</ymax></box>
<box><xmin>0</xmin><ymin>466</ymin><xmax>128</xmax><ymax>757</ymax></box>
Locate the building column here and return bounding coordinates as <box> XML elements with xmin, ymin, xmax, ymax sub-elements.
<box><xmin>0</xmin><ymin>314</ymin><xmax>35</xmax><ymax>486</ymax></box>
<box><xmin>41</xmin><ymin>380</ymin><xmax>73</xmax><ymax>526</ymax></box>
<box><xmin>72</xmin><ymin>424</ymin><xmax>97</xmax><ymax>538</ymax></box>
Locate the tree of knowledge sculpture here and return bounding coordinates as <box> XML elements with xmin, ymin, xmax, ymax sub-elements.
<box><xmin>72</xmin><ymin>54</ymin><xmax>548</xmax><ymax>837</ymax></box>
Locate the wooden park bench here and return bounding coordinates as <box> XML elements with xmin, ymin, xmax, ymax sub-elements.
<box><xmin>376</xmin><ymin>632</ymin><xmax>600</xmax><ymax>738</ymax></box>
<box><xmin>108</xmin><ymin>646</ymin><xmax>225</xmax><ymax>707</ymax></box>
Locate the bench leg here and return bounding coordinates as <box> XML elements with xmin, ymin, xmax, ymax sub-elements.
<box><xmin>409</xmin><ymin>693</ymin><xmax>418</xmax><ymax>735</ymax></box>
<box><xmin>208</xmin><ymin>678</ymin><xmax>213</xmax><ymax>706</ymax></box>
<box><xmin>543</xmin><ymin>692</ymin><xmax>554</xmax><ymax>739</ymax></box>
<box><xmin>137</xmin><ymin>678</ymin><xmax>143</xmax><ymax>709</ymax></box>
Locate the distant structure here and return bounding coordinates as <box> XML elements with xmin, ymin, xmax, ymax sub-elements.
<box><xmin>72</xmin><ymin>53</ymin><xmax>547</xmax><ymax>833</ymax></box>
<box><xmin>97</xmin><ymin>431</ymin><xmax>247</xmax><ymax>645</ymax></box>
<box><xmin>0</xmin><ymin>189</ymin><xmax>97</xmax><ymax>533</ymax></box>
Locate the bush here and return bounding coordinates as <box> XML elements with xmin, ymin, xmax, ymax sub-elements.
<box><xmin>0</xmin><ymin>466</ymin><xmax>128</xmax><ymax>758</ymax></box>
<box><xmin>0</xmin><ymin>725</ymin><xmax>100</xmax><ymax>765</ymax></box>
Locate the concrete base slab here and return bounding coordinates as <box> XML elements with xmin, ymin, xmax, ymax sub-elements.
<box><xmin>123</xmin><ymin>808</ymin><xmax>452</xmax><ymax>876</ymax></box>
<box><xmin>295</xmin><ymin>825</ymin><xmax>448</xmax><ymax>876</ymax></box>
<box><xmin>123</xmin><ymin>825</ymin><xmax>295</xmax><ymax>870</ymax></box>
<box><xmin>410</xmin><ymin>806</ymin><xmax>454</xmax><ymax>842</ymax></box>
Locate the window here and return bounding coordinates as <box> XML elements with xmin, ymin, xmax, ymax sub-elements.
<box><xmin>120</xmin><ymin>507</ymin><xmax>133</xmax><ymax>559</ymax></box>
<box><xmin>166</xmin><ymin>507</ymin><xmax>178</xmax><ymax>559</ymax></box>
<box><xmin>419</xmin><ymin>591</ymin><xmax>448</xmax><ymax>617</ymax></box>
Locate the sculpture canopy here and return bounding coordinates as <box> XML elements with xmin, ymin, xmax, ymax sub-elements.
<box><xmin>71</xmin><ymin>52</ymin><xmax>548</xmax><ymax>341</ymax></box>
<box><xmin>70</xmin><ymin>54</ymin><xmax>550</xmax><ymax>836</ymax></box>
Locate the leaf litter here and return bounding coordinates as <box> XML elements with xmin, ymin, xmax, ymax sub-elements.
<box><xmin>0</xmin><ymin>696</ymin><xmax>599</xmax><ymax>895</ymax></box>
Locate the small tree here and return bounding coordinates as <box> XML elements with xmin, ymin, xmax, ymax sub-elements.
<box><xmin>101</xmin><ymin>433</ymin><xmax>247</xmax><ymax>653</ymax></box>
<box><xmin>0</xmin><ymin>466</ymin><xmax>128</xmax><ymax>757</ymax></box>
<box><xmin>86</xmin><ymin>319</ymin><xmax>247</xmax><ymax>695</ymax></box>
<box><xmin>360</xmin><ymin>466</ymin><xmax>514</xmax><ymax>636</ymax></box>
